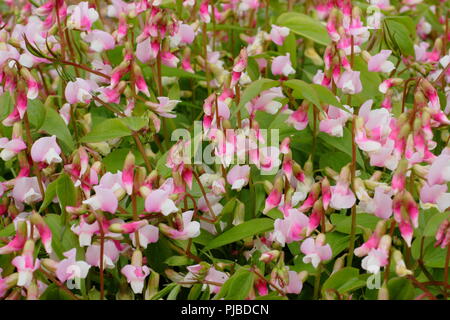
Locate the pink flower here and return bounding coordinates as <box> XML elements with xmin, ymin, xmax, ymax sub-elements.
<box><xmin>336</xmin><ymin>70</ymin><xmax>362</xmax><ymax>95</ymax></box>
<box><xmin>246</xmin><ymin>87</ymin><xmax>285</xmax><ymax>115</ymax></box>
<box><xmin>136</xmin><ymin>39</ymin><xmax>160</xmax><ymax>63</ymax></box>
<box><xmin>250</xmin><ymin>146</ymin><xmax>281</xmax><ymax>172</ymax></box>
<box><xmin>122</xmin><ymin>152</ymin><xmax>134</xmax><ymax>195</ymax></box>
<box><xmin>300</xmin><ymin>236</ymin><xmax>332</xmax><ymax>268</ymax></box>
<box><xmin>393</xmin><ymin>191</ymin><xmax>419</xmax><ymax>247</ymax></box>
<box><xmin>71</xmin><ymin>217</ymin><xmax>100</xmax><ymax>247</ymax></box>
<box><xmin>319</xmin><ymin>105</ymin><xmax>352</xmax><ymax>137</ymax></box>
<box><xmin>420</xmin><ymin>183</ymin><xmax>449</xmax><ymax>213</ymax></box>
<box><xmin>368</xmin><ymin>50</ymin><xmax>395</xmax><ymax>73</ymax></box>
<box><xmin>0</xmin><ymin>221</ymin><xmax>28</xmax><ymax>255</ymax></box>
<box><xmin>280</xmin><ymin>270</ymin><xmax>303</xmax><ymax>294</ymax></box>
<box><xmin>82</xmin><ymin>186</ymin><xmax>118</xmax><ymax>214</ymax></box>
<box><xmin>330</xmin><ymin>181</ymin><xmax>356</xmax><ymax>210</ymax></box>
<box><xmin>161</xmin><ymin>51</ymin><xmax>180</xmax><ymax>68</ymax></box>
<box><xmin>271</xmin><ymin>53</ymin><xmax>295</xmax><ymax>77</ymax></box>
<box><xmin>85</xmin><ymin>240</ymin><xmax>120</xmax><ymax>269</ymax></box>
<box><xmin>83</xmin><ymin>30</ymin><xmax>115</xmax><ymax>52</ymax></box>
<box><xmin>184</xmin><ymin>264</ymin><xmax>229</xmax><ymax>294</ymax></box>
<box><xmin>272</xmin><ymin>209</ymin><xmax>309</xmax><ymax>246</ymax></box>
<box><xmin>56</xmin><ymin>249</ymin><xmax>90</xmax><ymax>283</ymax></box>
<box><xmin>263</xmin><ymin>188</ymin><xmax>283</xmax><ymax>214</ymax></box>
<box><xmin>226</xmin><ymin>165</ymin><xmax>250</xmax><ymax>191</ymax></box>
<box><xmin>12</xmin><ymin>177</ymin><xmax>43</xmax><ymax>204</ymax></box>
<box><xmin>0</xmin><ymin>138</ymin><xmax>27</xmax><ymax>161</ymax></box>
<box><xmin>130</xmin><ymin>225</ymin><xmax>159</xmax><ymax>249</ymax></box>
<box><xmin>286</xmin><ymin>107</ymin><xmax>309</xmax><ymax>131</ymax></box>
<box><xmin>65</xmin><ymin>78</ymin><xmax>99</xmax><ymax>104</ymax></box>
<box><xmin>144</xmin><ymin>189</ymin><xmax>179</xmax><ymax>216</ymax></box>
<box><xmin>31</xmin><ymin>136</ymin><xmax>62</xmax><ymax>165</ymax></box>
<box><xmin>171</xmin><ymin>23</ymin><xmax>195</xmax><ymax>46</ymax></box>
<box><xmin>159</xmin><ymin>210</ymin><xmax>200</xmax><ymax>240</ymax></box>
<box><xmin>12</xmin><ymin>240</ymin><xmax>40</xmax><ymax>287</ymax></box>
<box><xmin>146</xmin><ymin>97</ymin><xmax>180</xmax><ymax>118</ymax></box>
<box><xmin>372</xmin><ymin>187</ymin><xmax>393</xmax><ymax>219</ymax></box>
<box><xmin>427</xmin><ymin>153</ymin><xmax>450</xmax><ymax>186</ymax></box>
<box><xmin>67</xmin><ymin>1</ymin><xmax>99</xmax><ymax>31</ymax></box>
<box><xmin>361</xmin><ymin>248</ymin><xmax>388</xmax><ymax>274</ymax></box>
<box><xmin>270</xmin><ymin>25</ymin><xmax>290</xmax><ymax>46</ymax></box>
<box><xmin>121</xmin><ymin>264</ymin><xmax>150</xmax><ymax>294</ymax></box>
<box><xmin>355</xmin><ymin>233</ymin><xmax>380</xmax><ymax>257</ymax></box>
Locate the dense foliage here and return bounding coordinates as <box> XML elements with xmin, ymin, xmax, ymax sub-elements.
<box><xmin>0</xmin><ymin>0</ymin><xmax>449</xmax><ymax>300</ymax></box>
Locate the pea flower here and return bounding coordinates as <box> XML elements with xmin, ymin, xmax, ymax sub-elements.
<box><xmin>300</xmin><ymin>234</ymin><xmax>332</xmax><ymax>268</ymax></box>
<box><xmin>12</xmin><ymin>240</ymin><xmax>40</xmax><ymax>287</ymax></box>
<box><xmin>56</xmin><ymin>248</ymin><xmax>91</xmax><ymax>283</ymax></box>
<box><xmin>159</xmin><ymin>210</ymin><xmax>200</xmax><ymax>240</ymax></box>
<box><xmin>271</xmin><ymin>53</ymin><xmax>295</xmax><ymax>77</ymax></box>
<box><xmin>226</xmin><ymin>165</ymin><xmax>250</xmax><ymax>191</ymax></box>
<box><xmin>30</xmin><ymin>136</ymin><xmax>62</xmax><ymax>165</ymax></box>
<box><xmin>270</xmin><ymin>25</ymin><xmax>290</xmax><ymax>46</ymax></box>
<box><xmin>67</xmin><ymin>2</ymin><xmax>99</xmax><ymax>31</ymax></box>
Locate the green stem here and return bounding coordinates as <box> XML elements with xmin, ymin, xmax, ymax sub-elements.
<box><xmin>313</xmin><ymin>263</ymin><xmax>322</xmax><ymax>300</ymax></box>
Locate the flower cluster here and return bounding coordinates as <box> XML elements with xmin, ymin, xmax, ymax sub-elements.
<box><xmin>0</xmin><ymin>0</ymin><xmax>448</xmax><ymax>301</ymax></box>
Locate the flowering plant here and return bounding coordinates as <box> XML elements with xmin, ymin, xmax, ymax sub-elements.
<box><xmin>0</xmin><ymin>0</ymin><xmax>448</xmax><ymax>300</ymax></box>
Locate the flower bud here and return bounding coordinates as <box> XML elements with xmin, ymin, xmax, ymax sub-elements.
<box><xmin>378</xmin><ymin>281</ymin><xmax>389</xmax><ymax>300</ymax></box>
<box><xmin>232</xmin><ymin>201</ymin><xmax>245</xmax><ymax>226</ymax></box>
<box><xmin>393</xmin><ymin>249</ymin><xmax>413</xmax><ymax>277</ymax></box>
<box><xmin>145</xmin><ymin>270</ymin><xmax>160</xmax><ymax>300</ymax></box>
<box><xmin>259</xmin><ymin>250</ymin><xmax>280</xmax><ymax>263</ymax></box>
<box><xmin>332</xmin><ymin>254</ymin><xmax>347</xmax><ymax>274</ymax></box>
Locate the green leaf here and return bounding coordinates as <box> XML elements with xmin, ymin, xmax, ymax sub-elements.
<box><xmin>187</xmin><ymin>284</ymin><xmax>203</xmax><ymax>300</ymax></box>
<box><xmin>384</xmin><ymin>19</ymin><xmax>414</xmax><ymax>57</ymax></box>
<box><xmin>167</xmin><ymin>284</ymin><xmax>181</xmax><ymax>300</ymax></box>
<box><xmin>384</xmin><ymin>16</ymin><xmax>416</xmax><ymax>37</ymax></box>
<box><xmin>0</xmin><ymin>223</ymin><xmax>15</xmax><ymax>238</ymax></box>
<box><xmin>150</xmin><ymin>283</ymin><xmax>177</xmax><ymax>300</ymax></box>
<box><xmin>165</xmin><ymin>255</ymin><xmax>192</xmax><ymax>266</ymax></box>
<box><xmin>39</xmin><ymin>283</ymin><xmax>75</xmax><ymax>300</ymax></box>
<box><xmin>411</xmin><ymin>237</ymin><xmax>448</xmax><ymax>268</ymax></box>
<box><xmin>283</xmin><ymin>79</ymin><xmax>321</xmax><ymax>110</ymax></box>
<box><xmin>27</xmin><ymin>99</ymin><xmax>46</xmax><ymax>129</ymax></box>
<box><xmin>103</xmin><ymin>148</ymin><xmax>144</xmax><ymax>172</ymax></box>
<box><xmin>326</xmin><ymin>232</ymin><xmax>350</xmax><ymax>259</ymax></box>
<box><xmin>387</xmin><ymin>277</ymin><xmax>415</xmax><ymax>300</ymax></box>
<box><xmin>322</xmin><ymin>267</ymin><xmax>366</xmax><ymax>295</ymax></box>
<box><xmin>56</xmin><ymin>173</ymin><xmax>76</xmax><ymax>223</ymax></box>
<box><xmin>330</xmin><ymin>213</ymin><xmax>381</xmax><ymax>234</ymax></box>
<box><xmin>120</xmin><ymin>116</ymin><xmax>148</xmax><ymax>131</ymax></box>
<box><xmin>203</xmin><ymin>218</ymin><xmax>274</xmax><ymax>251</ymax></box>
<box><xmin>318</xmin><ymin>128</ymin><xmax>366</xmax><ymax>170</ymax></box>
<box><xmin>40</xmin><ymin>107</ymin><xmax>75</xmax><ymax>152</ymax></box>
<box><xmin>226</xmin><ymin>270</ymin><xmax>254</xmax><ymax>300</ymax></box>
<box><xmin>81</xmin><ymin>118</ymin><xmax>131</xmax><ymax>143</ymax></box>
<box><xmin>39</xmin><ymin>178</ymin><xmax>59</xmax><ymax>212</ymax></box>
<box><xmin>352</xmin><ymin>56</ymin><xmax>382</xmax><ymax>106</ymax></box>
<box><xmin>277</xmin><ymin>12</ymin><xmax>331</xmax><ymax>46</ymax></box>
<box><xmin>0</xmin><ymin>92</ymin><xmax>14</xmax><ymax>121</ymax></box>
<box><xmin>423</xmin><ymin>210</ymin><xmax>449</xmax><ymax>237</ymax></box>
<box><xmin>310</xmin><ymin>84</ymin><xmax>344</xmax><ymax>109</ymax></box>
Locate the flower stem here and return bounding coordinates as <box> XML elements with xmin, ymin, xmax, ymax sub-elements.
<box><xmin>313</xmin><ymin>263</ymin><xmax>322</xmax><ymax>300</ymax></box>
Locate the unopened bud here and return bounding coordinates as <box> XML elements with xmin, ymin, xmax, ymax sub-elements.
<box><xmin>145</xmin><ymin>270</ymin><xmax>160</xmax><ymax>300</ymax></box>
<box><xmin>259</xmin><ymin>250</ymin><xmax>280</xmax><ymax>263</ymax></box>
<box><xmin>378</xmin><ymin>281</ymin><xmax>389</xmax><ymax>300</ymax></box>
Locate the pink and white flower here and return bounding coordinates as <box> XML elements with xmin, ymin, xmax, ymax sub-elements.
<box><xmin>31</xmin><ymin>136</ymin><xmax>62</xmax><ymax>165</ymax></box>
<box><xmin>271</xmin><ymin>53</ymin><xmax>295</xmax><ymax>77</ymax></box>
<box><xmin>300</xmin><ymin>235</ymin><xmax>332</xmax><ymax>268</ymax></box>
